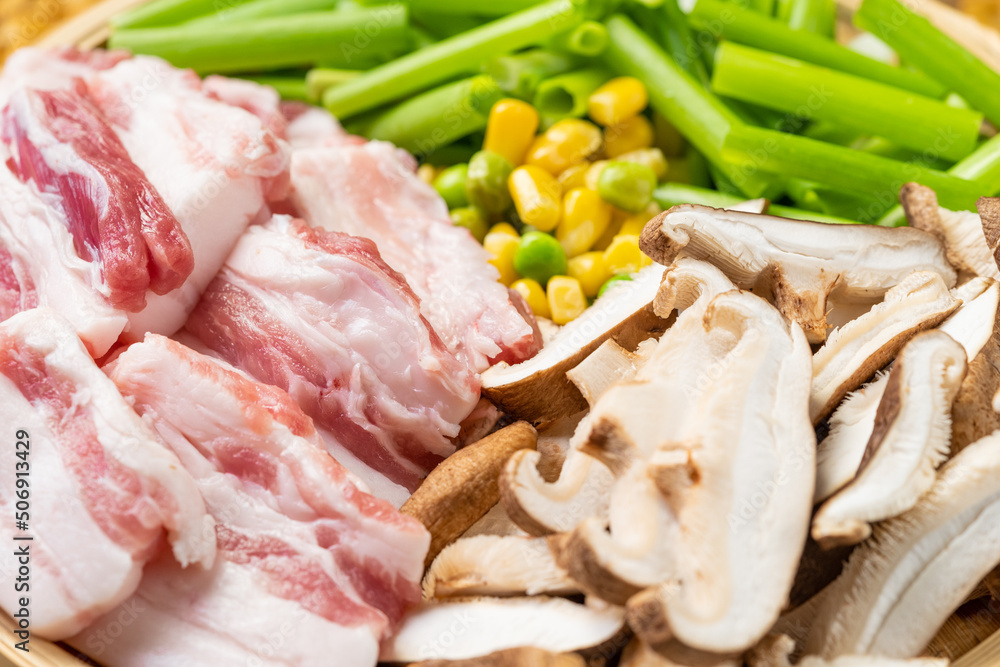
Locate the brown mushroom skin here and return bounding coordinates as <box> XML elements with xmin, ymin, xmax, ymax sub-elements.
<box><xmin>977</xmin><ymin>196</ymin><xmax>1000</xmax><ymax>273</ymax></box>
<box><xmin>401</xmin><ymin>421</ymin><xmax>537</xmax><ymax>568</ymax></box>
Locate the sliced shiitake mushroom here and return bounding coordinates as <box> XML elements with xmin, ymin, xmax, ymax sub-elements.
<box><xmin>812</xmin><ymin>331</ymin><xmax>967</xmax><ymax>547</ymax></box>
<box><xmin>481</xmin><ymin>265</ymin><xmax>668</xmax><ymax>423</ymax></box>
<box><xmin>379</xmin><ymin>596</ymin><xmax>627</xmax><ymax>664</ymax></box>
<box><xmin>640</xmin><ymin>205</ymin><xmax>955</xmax><ymax>343</ymax></box>
<box><xmin>806</xmin><ymin>431</ymin><xmax>1000</xmax><ymax>659</ymax></box>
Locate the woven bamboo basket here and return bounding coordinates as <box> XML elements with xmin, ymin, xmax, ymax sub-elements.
<box><xmin>5</xmin><ymin>1</ymin><xmax>1000</xmax><ymax>665</ymax></box>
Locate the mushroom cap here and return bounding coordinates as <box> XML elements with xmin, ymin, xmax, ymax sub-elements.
<box><xmin>812</xmin><ymin>330</ymin><xmax>968</xmax><ymax>547</ymax></box>
<box><xmin>806</xmin><ymin>431</ymin><xmax>1000</xmax><ymax>659</ymax></box>
<box><xmin>640</xmin><ymin>205</ymin><xmax>955</xmax><ymax>342</ymax></box>
<box><xmin>809</xmin><ymin>271</ymin><xmax>958</xmax><ymax>424</ymax></box>
<box><xmin>481</xmin><ymin>265</ymin><xmax>668</xmax><ymax>423</ymax></box>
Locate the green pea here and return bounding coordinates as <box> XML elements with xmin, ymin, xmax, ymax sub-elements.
<box><xmin>466</xmin><ymin>150</ymin><xmax>514</xmax><ymax>214</ymax></box>
<box><xmin>513</xmin><ymin>231</ymin><xmax>568</xmax><ymax>285</ymax></box>
<box><xmin>597</xmin><ymin>161</ymin><xmax>657</xmax><ymax>213</ymax></box>
<box><xmin>597</xmin><ymin>273</ymin><xmax>633</xmax><ymax>298</ymax></box>
<box><xmin>434</xmin><ymin>164</ymin><xmax>469</xmax><ymax>209</ymax></box>
<box><xmin>449</xmin><ymin>207</ymin><xmax>489</xmax><ymax>243</ymax></box>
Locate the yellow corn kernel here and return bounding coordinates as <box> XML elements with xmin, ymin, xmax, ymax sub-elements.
<box><xmin>604</xmin><ymin>115</ymin><xmax>654</xmax><ymax>158</ymax></box>
<box><xmin>588</xmin><ymin>76</ymin><xmax>649</xmax><ymax>127</ymax></box>
<box><xmin>615</xmin><ymin>147</ymin><xmax>668</xmax><ymax>179</ymax></box>
<box><xmin>592</xmin><ymin>214</ymin><xmax>624</xmax><ymax>252</ymax></box>
<box><xmin>484</xmin><ymin>99</ymin><xmax>540</xmax><ymax>166</ymax></box>
<box><xmin>417</xmin><ymin>163</ymin><xmax>439</xmax><ymax>185</ymax></box>
<box><xmin>511</xmin><ymin>278</ymin><xmax>551</xmax><ymax>318</ymax></box>
<box><xmin>584</xmin><ymin>160</ymin><xmax>608</xmax><ymax>191</ymax></box>
<box><xmin>509</xmin><ymin>165</ymin><xmax>562</xmax><ymax>232</ymax></box>
<box><xmin>547</xmin><ymin>275</ymin><xmax>588</xmax><ymax>324</ymax></box>
<box><xmin>483</xmin><ymin>230</ymin><xmax>520</xmax><ymax>286</ymax></box>
<box><xmin>567</xmin><ymin>251</ymin><xmax>611</xmax><ymax>298</ymax></box>
<box><xmin>602</xmin><ymin>234</ymin><xmax>647</xmax><ymax>275</ymax></box>
<box><xmin>487</xmin><ymin>222</ymin><xmax>519</xmax><ymax>239</ymax></box>
<box><xmin>525</xmin><ymin>118</ymin><xmax>603</xmax><ymax>175</ymax></box>
<box><xmin>556</xmin><ymin>188</ymin><xmax>613</xmax><ymax>257</ymax></box>
<box><xmin>557</xmin><ymin>161</ymin><xmax>590</xmax><ymax>193</ymax></box>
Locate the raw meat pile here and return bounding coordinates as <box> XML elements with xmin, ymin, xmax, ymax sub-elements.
<box><xmin>0</xmin><ymin>47</ymin><xmax>541</xmax><ymax>666</ymax></box>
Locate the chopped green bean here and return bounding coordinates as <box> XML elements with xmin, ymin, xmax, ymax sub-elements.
<box><xmin>241</xmin><ymin>75</ymin><xmax>310</xmax><ymax>101</ymax></box>
<box><xmin>721</xmin><ymin>125</ymin><xmax>984</xmax><ymax>211</ymax></box>
<box><xmin>785</xmin><ymin>0</ymin><xmax>835</xmax><ymax>36</ymax></box>
<box><xmin>878</xmin><ymin>134</ymin><xmax>1000</xmax><ymax>225</ymax></box>
<box><xmin>112</xmin><ymin>0</ymin><xmax>245</xmax><ymax>28</ymax></box>
<box><xmin>653</xmin><ymin>183</ymin><xmax>857</xmax><ymax>223</ymax></box>
<box><xmin>482</xmin><ymin>49</ymin><xmax>580</xmax><ymax>100</ymax></box>
<box><xmin>324</xmin><ymin>0</ymin><xmax>587</xmax><ymax>119</ymax></box>
<box><xmin>109</xmin><ymin>6</ymin><xmax>409</xmax><ymax>73</ymax></box>
<box><xmin>533</xmin><ymin>68</ymin><xmax>611</xmax><ymax>125</ymax></box>
<box><xmin>547</xmin><ymin>20</ymin><xmax>608</xmax><ymax>56</ymax></box>
<box><xmin>366</xmin><ymin>76</ymin><xmax>503</xmax><ymax>157</ymax></box>
<box><xmin>688</xmin><ymin>0</ymin><xmax>946</xmax><ymax>98</ymax></box>
<box><xmin>184</xmin><ymin>0</ymin><xmax>338</xmax><ymax>25</ymax></box>
<box><xmin>711</xmin><ymin>42</ymin><xmax>983</xmax><ymax>162</ymax></box>
<box><xmin>602</xmin><ymin>14</ymin><xmax>777</xmax><ymax>198</ymax></box>
<box><xmin>402</xmin><ymin>0</ymin><xmax>545</xmax><ymax>16</ymax></box>
<box><xmin>856</xmin><ymin>0</ymin><xmax>1000</xmax><ymax>126</ymax></box>
<box><xmin>306</xmin><ymin>68</ymin><xmax>361</xmax><ymax>102</ymax></box>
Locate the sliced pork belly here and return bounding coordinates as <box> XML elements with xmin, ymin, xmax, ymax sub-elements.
<box><xmin>70</xmin><ymin>549</ymin><xmax>382</xmax><ymax>667</ymax></box>
<box><xmin>0</xmin><ymin>309</ymin><xmax>214</xmax><ymax>640</ymax></box>
<box><xmin>202</xmin><ymin>74</ymin><xmax>287</xmax><ymax>138</ymax></box>
<box><xmin>0</xmin><ymin>240</ymin><xmax>36</xmax><ymax>322</ymax></box>
<box><xmin>0</xmin><ymin>47</ymin><xmax>127</xmax><ymax>106</ymax></box>
<box><xmin>1</xmin><ymin>82</ymin><xmax>194</xmax><ymax>312</ymax></box>
<box><xmin>0</xmin><ymin>166</ymin><xmax>126</xmax><ymax>355</ymax></box>
<box><xmin>290</xmin><ymin>137</ymin><xmax>540</xmax><ymax>372</ymax></box>
<box><xmin>85</xmin><ymin>55</ymin><xmax>289</xmax><ymax>339</ymax></box>
<box><xmin>185</xmin><ymin>215</ymin><xmax>480</xmax><ymax>494</ymax></box>
<box><xmin>99</xmin><ymin>334</ymin><xmax>428</xmax><ymax>664</ymax></box>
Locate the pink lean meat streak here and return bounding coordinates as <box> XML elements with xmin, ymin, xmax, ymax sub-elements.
<box><xmin>83</xmin><ymin>334</ymin><xmax>429</xmax><ymax>666</ymax></box>
<box><xmin>0</xmin><ymin>309</ymin><xmax>215</xmax><ymax>640</ymax></box>
<box><xmin>185</xmin><ymin>215</ymin><xmax>480</xmax><ymax>497</ymax></box>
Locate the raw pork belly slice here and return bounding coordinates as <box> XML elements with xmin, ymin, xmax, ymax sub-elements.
<box><xmin>70</xmin><ymin>550</ymin><xmax>383</xmax><ymax>667</ymax></box>
<box><xmin>0</xmin><ymin>240</ymin><xmax>36</xmax><ymax>322</ymax></box>
<box><xmin>85</xmin><ymin>55</ymin><xmax>290</xmax><ymax>339</ymax></box>
<box><xmin>1</xmin><ymin>82</ymin><xmax>194</xmax><ymax>312</ymax></box>
<box><xmin>185</xmin><ymin>215</ymin><xmax>480</xmax><ymax>495</ymax></box>
<box><xmin>290</xmin><ymin>137</ymin><xmax>540</xmax><ymax>372</ymax></box>
<box><xmin>96</xmin><ymin>334</ymin><xmax>428</xmax><ymax>665</ymax></box>
<box><xmin>0</xmin><ymin>166</ymin><xmax>126</xmax><ymax>356</ymax></box>
<box><xmin>0</xmin><ymin>309</ymin><xmax>214</xmax><ymax>640</ymax></box>
<box><xmin>0</xmin><ymin>47</ymin><xmax>128</xmax><ymax>107</ymax></box>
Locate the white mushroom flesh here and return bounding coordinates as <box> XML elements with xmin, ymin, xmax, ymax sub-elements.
<box><xmin>809</xmin><ymin>271</ymin><xmax>958</xmax><ymax>424</ymax></box>
<box><xmin>814</xmin><ymin>375</ymin><xmax>889</xmax><ymax>504</ymax></box>
<box><xmin>640</xmin><ymin>205</ymin><xmax>955</xmax><ymax>342</ymax></box>
<box><xmin>812</xmin><ymin>331</ymin><xmax>967</xmax><ymax>547</ymax></box>
<box><xmin>805</xmin><ymin>431</ymin><xmax>1000</xmax><ymax>659</ymax></box>
<box><xmin>379</xmin><ymin>596</ymin><xmax>625</xmax><ymax>663</ymax></box>
<box><xmin>567</xmin><ymin>339</ymin><xmax>643</xmax><ymax>409</ymax></box>
<box><xmin>564</xmin><ymin>292</ymin><xmax>815</xmax><ymax>653</ymax></box>
<box><xmin>423</xmin><ymin>535</ymin><xmax>577</xmax><ymax>599</ymax></box>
